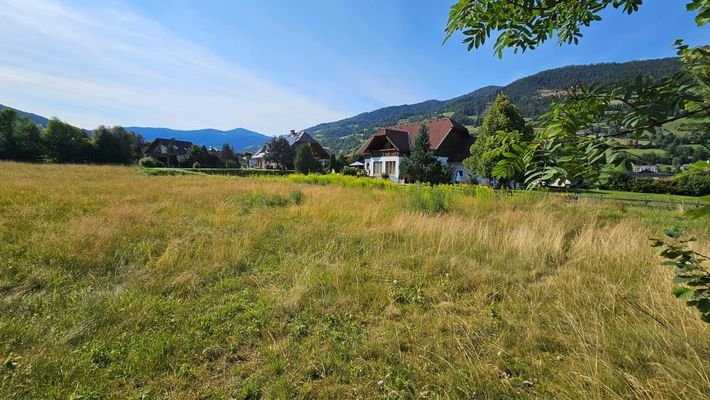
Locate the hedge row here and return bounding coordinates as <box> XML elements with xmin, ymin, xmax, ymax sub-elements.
<box><xmin>142</xmin><ymin>168</ymin><xmax>294</xmax><ymax>177</ymax></box>
<box><xmin>603</xmin><ymin>172</ymin><xmax>710</xmax><ymax>196</ymax></box>
<box><xmin>185</xmin><ymin>168</ymin><xmax>294</xmax><ymax>176</ymax></box>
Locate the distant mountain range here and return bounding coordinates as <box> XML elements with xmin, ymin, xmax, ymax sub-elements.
<box><xmin>0</xmin><ymin>104</ymin><xmax>50</xmax><ymax>127</ymax></box>
<box><xmin>124</xmin><ymin>127</ymin><xmax>270</xmax><ymax>152</ymax></box>
<box><xmin>0</xmin><ymin>104</ymin><xmax>271</xmax><ymax>152</ymax></box>
<box><xmin>306</xmin><ymin>57</ymin><xmax>683</xmax><ymax>152</ymax></box>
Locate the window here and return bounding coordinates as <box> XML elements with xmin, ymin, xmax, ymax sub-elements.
<box><xmin>385</xmin><ymin>161</ymin><xmax>396</xmax><ymax>175</ymax></box>
<box><xmin>373</xmin><ymin>161</ymin><xmax>382</xmax><ymax>175</ymax></box>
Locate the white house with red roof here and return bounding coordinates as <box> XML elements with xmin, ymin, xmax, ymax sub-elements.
<box><xmin>355</xmin><ymin>118</ymin><xmax>474</xmax><ymax>183</ymax></box>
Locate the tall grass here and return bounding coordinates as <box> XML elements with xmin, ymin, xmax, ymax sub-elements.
<box><xmin>0</xmin><ymin>162</ymin><xmax>708</xmax><ymax>399</ymax></box>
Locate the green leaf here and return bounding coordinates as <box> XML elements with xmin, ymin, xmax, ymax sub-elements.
<box><xmin>671</xmin><ymin>286</ymin><xmax>693</xmax><ymax>300</ymax></box>
<box><xmin>664</xmin><ymin>227</ymin><xmax>684</xmax><ymax>238</ymax></box>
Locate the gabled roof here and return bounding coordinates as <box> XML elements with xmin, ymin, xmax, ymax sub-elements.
<box><xmin>287</xmin><ymin>130</ymin><xmax>330</xmax><ymax>159</ymax></box>
<box><xmin>255</xmin><ymin>131</ymin><xmax>330</xmax><ymax>160</ymax></box>
<box><xmin>146</xmin><ymin>138</ymin><xmax>193</xmax><ymax>155</ymax></box>
<box><xmin>356</xmin><ymin>117</ymin><xmax>471</xmax><ymax>158</ymax></box>
<box><xmin>382</xmin><ymin>129</ymin><xmax>411</xmax><ymax>153</ymax></box>
<box><xmin>386</xmin><ymin>118</ymin><xmax>468</xmax><ymax>150</ymax></box>
<box><xmin>252</xmin><ymin>144</ymin><xmax>267</xmax><ymax>157</ymax></box>
<box><xmin>287</xmin><ymin>131</ymin><xmax>316</xmax><ymax>146</ymax></box>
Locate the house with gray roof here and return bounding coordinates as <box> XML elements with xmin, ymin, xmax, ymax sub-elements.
<box><xmin>252</xmin><ymin>130</ymin><xmax>329</xmax><ymax>169</ymax></box>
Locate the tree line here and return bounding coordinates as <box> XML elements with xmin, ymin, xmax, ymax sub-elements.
<box><xmin>0</xmin><ymin>108</ymin><xmax>246</xmax><ymax>167</ymax></box>
<box><xmin>1</xmin><ymin>109</ymin><xmax>143</xmax><ymax>164</ymax></box>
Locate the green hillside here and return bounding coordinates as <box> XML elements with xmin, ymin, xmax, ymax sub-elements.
<box><xmin>309</xmin><ymin>57</ymin><xmax>682</xmax><ymax>153</ymax></box>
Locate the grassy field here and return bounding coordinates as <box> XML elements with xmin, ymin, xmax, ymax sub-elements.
<box><xmin>570</xmin><ymin>189</ymin><xmax>704</xmax><ymax>203</ymax></box>
<box><xmin>661</xmin><ymin>117</ymin><xmax>710</xmax><ymax>136</ymax></box>
<box><xmin>624</xmin><ymin>148</ymin><xmax>668</xmax><ymax>157</ymax></box>
<box><xmin>1</xmin><ymin>163</ymin><xmax>709</xmax><ymax>399</ymax></box>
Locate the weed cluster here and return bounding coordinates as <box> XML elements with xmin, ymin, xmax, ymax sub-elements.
<box><xmin>406</xmin><ymin>184</ymin><xmax>451</xmax><ymax>213</ymax></box>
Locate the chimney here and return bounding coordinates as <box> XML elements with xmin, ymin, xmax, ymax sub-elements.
<box><xmin>289</xmin><ymin>129</ymin><xmax>296</xmax><ymax>135</ymax></box>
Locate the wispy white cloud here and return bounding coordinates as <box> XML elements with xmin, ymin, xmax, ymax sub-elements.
<box><xmin>0</xmin><ymin>0</ymin><xmax>351</xmax><ymax>133</ymax></box>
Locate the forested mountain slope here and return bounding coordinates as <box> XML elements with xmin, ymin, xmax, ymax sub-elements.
<box><xmin>308</xmin><ymin>57</ymin><xmax>682</xmax><ymax>152</ymax></box>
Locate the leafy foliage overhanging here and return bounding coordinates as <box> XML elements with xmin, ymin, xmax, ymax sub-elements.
<box><xmin>446</xmin><ymin>0</ymin><xmax>710</xmax><ymax>321</ymax></box>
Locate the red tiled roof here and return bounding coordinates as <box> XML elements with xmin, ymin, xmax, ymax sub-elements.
<box><xmin>356</xmin><ymin>117</ymin><xmax>471</xmax><ymax>157</ymax></box>
<box><xmin>386</xmin><ymin>118</ymin><xmax>467</xmax><ymax>150</ymax></box>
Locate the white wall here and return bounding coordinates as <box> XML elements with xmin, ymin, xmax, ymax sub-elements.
<box><xmin>448</xmin><ymin>162</ymin><xmax>468</xmax><ymax>183</ymax></box>
<box><xmin>364</xmin><ymin>156</ymin><xmax>468</xmax><ymax>183</ymax></box>
<box><xmin>364</xmin><ymin>156</ymin><xmax>402</xmax><ymax>182</ymax></box>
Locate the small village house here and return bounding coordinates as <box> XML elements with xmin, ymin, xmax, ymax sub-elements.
<box><xmin>355</xmin><ymin>118</ymin><xmax>474</xmax><ymax>183</ymax></box>
<box><xmin>633</xmin><ymin>164</ymin><xmax>659</xmax><ymax>174</ymax></box>
<box><xmin>145</xmin><ymin>138</ymin><xmax>193</xmax><ymax>167</ymax></box>
<box><xmin>252</xmin><ymin>130</ymin><xmax>330</xmax><ymax>169</ymax></box>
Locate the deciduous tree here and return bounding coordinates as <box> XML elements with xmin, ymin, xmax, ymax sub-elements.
<box><xmin>446</xmin><ymin>0</ymin><xmax>709</xmax><ymax>189</ymax></box>
<box><xmin>43</xmin><ymin>118</ymin><xmax>92</xmax><ymax>163</ymax></box>
<box><xmin>445</xmin><ymin>0</ymin><xmax>710</xmax><ymax>321</ymax></box>
<box><xmin>92</xmin><ymin>126</ymin><xmax>141</xmax><ymax>164</ymax></box>
<box><xmin>265</xmin><ymin>136</ymin><xmax>295</xmax><ymax>170</ymax></box>
<box><xmin>0</xmin><ymin>109</ymin><xmax>45</xmax><ymax>161</ymax></box>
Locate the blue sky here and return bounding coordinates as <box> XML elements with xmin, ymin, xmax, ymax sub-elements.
<box><xmin>0</xmin><ymin>0</ymin><xmax>706</xmax><ymax>134</ymax></box>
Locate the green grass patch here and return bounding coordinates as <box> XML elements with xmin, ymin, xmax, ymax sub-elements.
<box><xmin>571</xmin><ymin>189</ymin><xmax>702</xmax><ymax>203</ymax></box>
<box><xmin>288</xmin><ymin>173</ymin><xmax>396</xmax><ymax>190</ymax></box>
<box><xmin>234</xmin><ymin>190</ymin><xmax>305</xmax><ymax>214</ymax></box>
<box><xmin>624</xmin><ymin>148</ymin><xmax>668</xmax><ymax>156</ymax></box>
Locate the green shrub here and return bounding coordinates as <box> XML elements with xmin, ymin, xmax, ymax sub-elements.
<box><xmin>605</xmin><ymin>169</ymin><xmax>631</xmax><ymax>190</ymax></box>
<box><xmin>380</xmin><ymin>172</ymin><xmax>390</xmax><ymax>180</ymax></box>
<box><xmin>407</xmin><ymin>185</ymin><xmax>450</xmax><ymax>214</ymax></box>
<box><xmin>192</xmin><ymin>161</ymin><xmax>201</xmax><ymax>169</ymax></box>
<box><xmin>341</xmin><ymin>167</ymin><xmax>358</xmax><ymax>176</ymax></box>
<box><xmin>139</xmin><ymin>157</ymin><xmax>163</xmax><ymax>168</ymax></box>
<box><xmin>289</xmin><ymin>190</ymin><xmax>304</xmax><ymax>205</ymax></box>
<box><xmin>677</xmin><ymin>174</ymin><xmax>710</xmax><ymax>196</ymax></box>
<box><xmin>602</xmin><ymin>173</ymin><xmax>710</xmax><ymax>196</ymax></box>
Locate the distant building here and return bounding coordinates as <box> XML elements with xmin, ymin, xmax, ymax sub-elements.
<box><xmin>629</xmin><ymin>164</ymin><xmax>672</xmax><ymax>180</ymax></box>
<box><xmin>633</xmin><ymin>165</ymin><xmax>659</xmax><ymax>174</ymax></box>
<box><xmin>355</xmin><ymin>118</ymin><xmax>474</xmax><ymax>183</ymax></box>
<box><xmin>252</xmin><ymin>130</ymin><xmax>329</xmax><ymax>169</ymax></box>
<box><xmin>145</xmin><ymin>138</ymin><xmax>192</xmax><ymax>167</ymax></box>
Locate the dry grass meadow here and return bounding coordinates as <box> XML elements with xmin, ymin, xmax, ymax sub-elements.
<box><xmin>0</xmin><ymin>162</ymin><xmax>708</xmax><ymax>399</ymax></box>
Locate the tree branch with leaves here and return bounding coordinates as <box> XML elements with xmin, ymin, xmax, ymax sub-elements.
<box><xmin>445</xmin><ymin>0</ymin><xmax>710</xmax><ymax>321</ymax></box>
